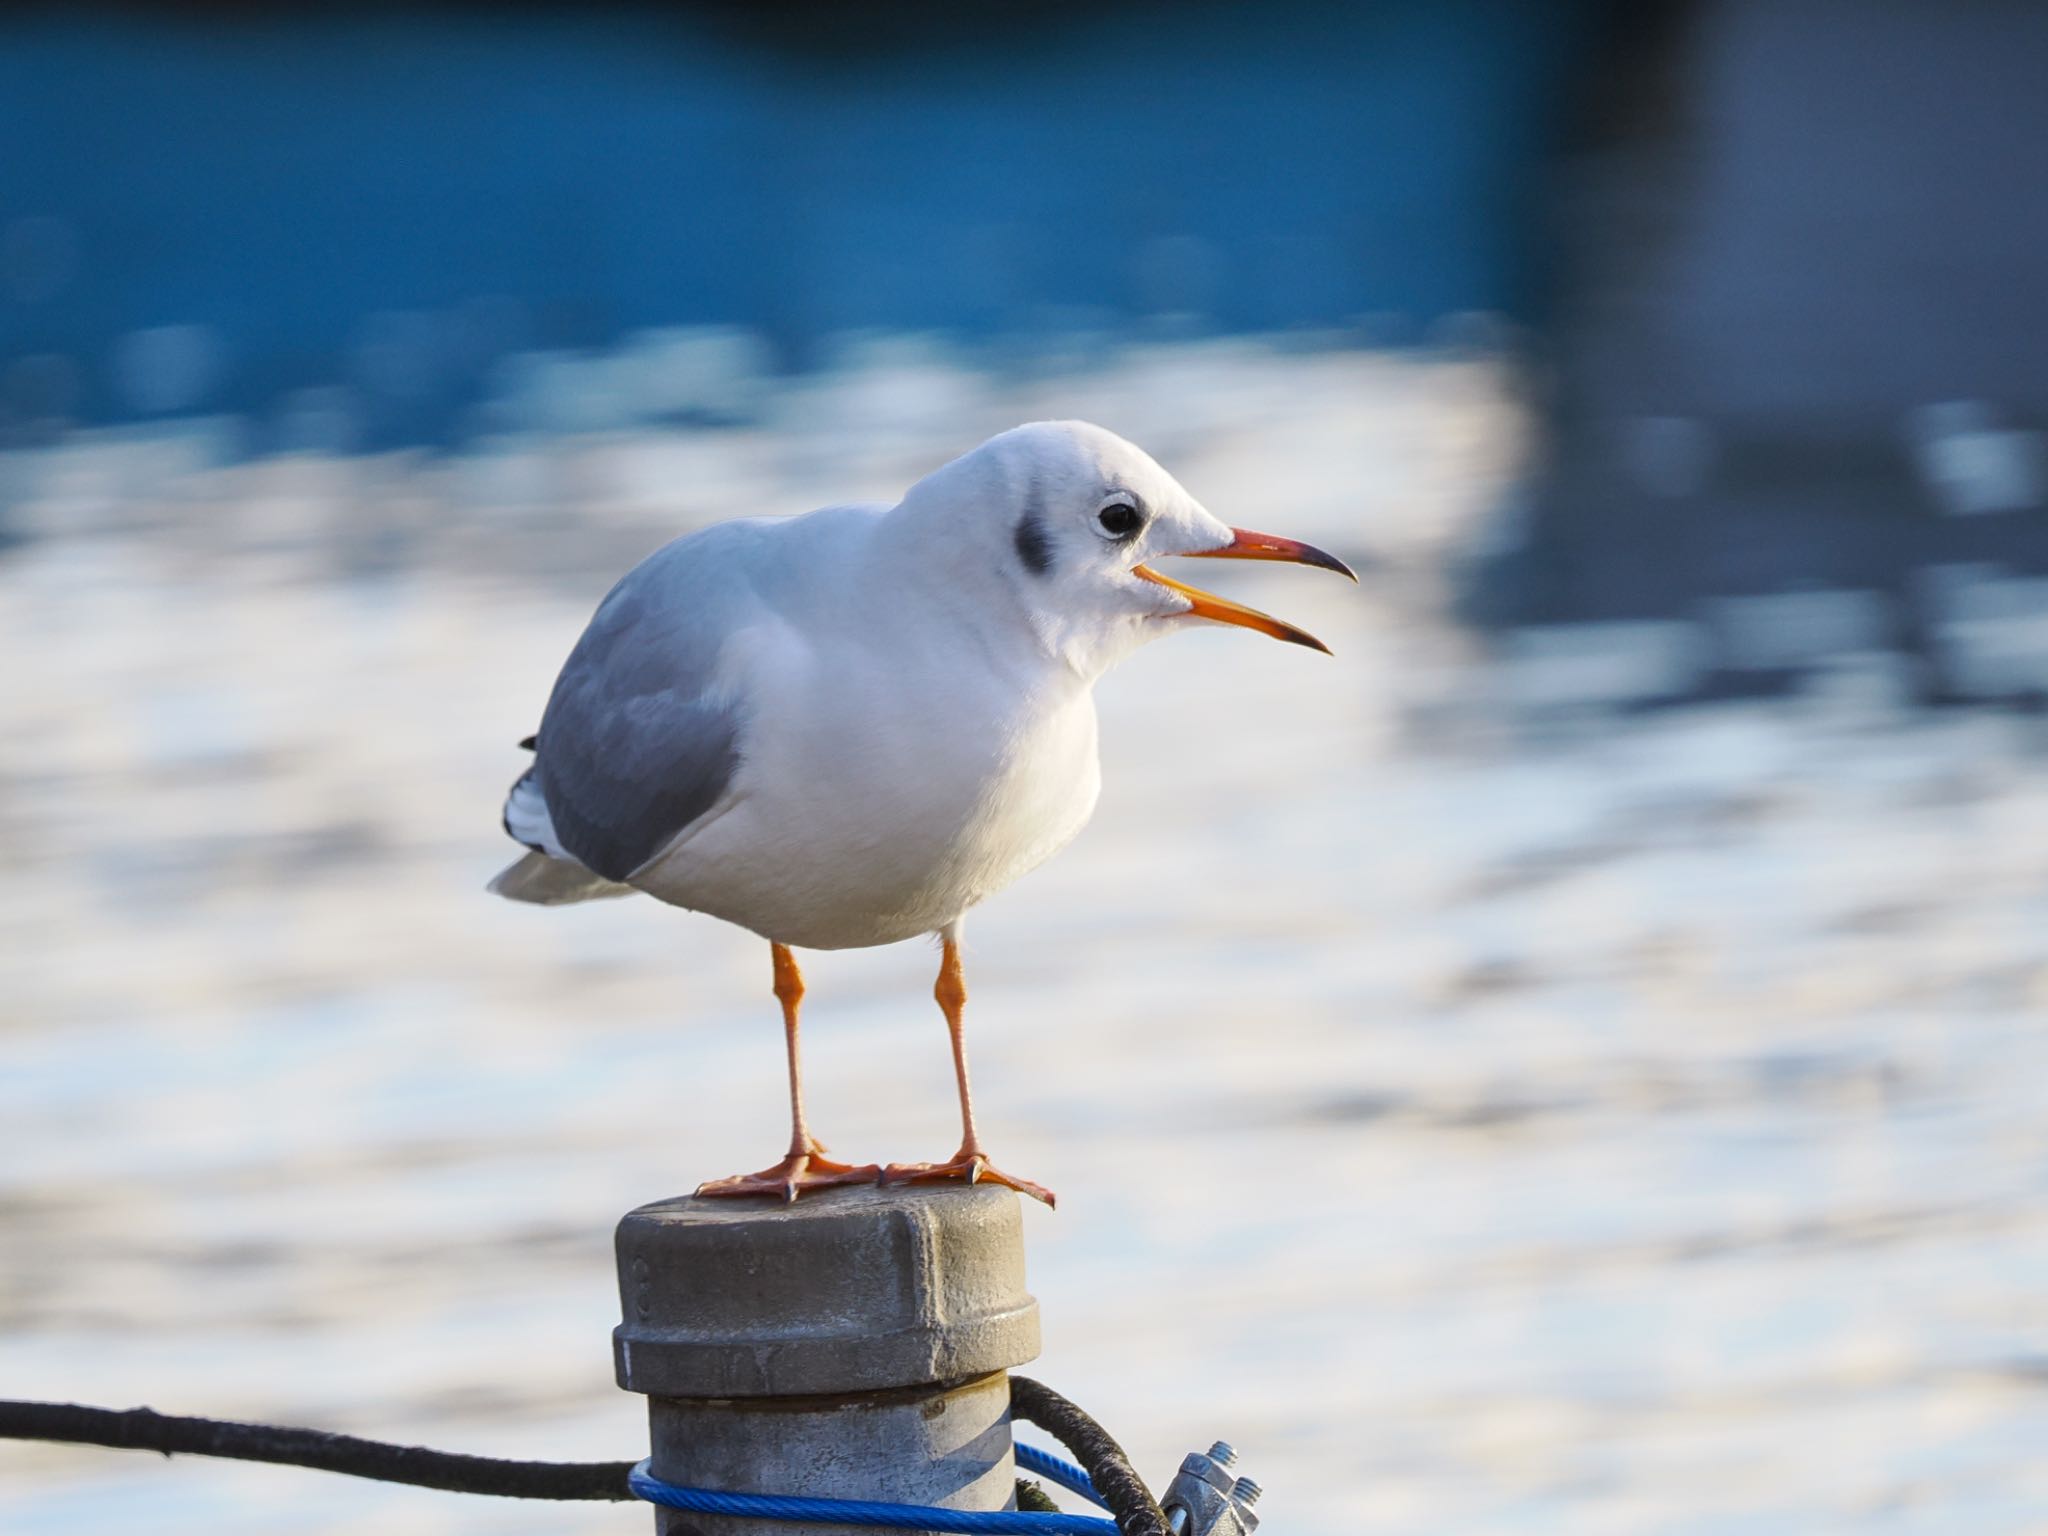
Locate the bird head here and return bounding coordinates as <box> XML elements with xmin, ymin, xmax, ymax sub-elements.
<box><xmin>898</xmin><ymin>420</ymin><xmax>1355</xmax><ymax>676</ymax></box>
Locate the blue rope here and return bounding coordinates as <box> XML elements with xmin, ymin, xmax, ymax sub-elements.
<box><xmin>1013</xmin><ymin>1442</ymin><xmax>1111</xmax><ymax>1511</ymax></box>
<box><xmin>628</xmin><ymin>1453</ymin><xmax>1121</xmax><ymax>1534</ymax></box>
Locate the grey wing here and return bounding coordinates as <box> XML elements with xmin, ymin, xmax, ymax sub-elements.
<box><xmin>531</xmin><ymin>531</ymin><xmax>757</xmax><ymax>883</ymax></box>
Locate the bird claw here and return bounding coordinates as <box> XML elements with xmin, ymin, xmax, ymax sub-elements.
<box><xmin>696</xmin><ymin>1150</ymin><xmax>881</xmax><ymax>1203</ymax></box>
<box><xmin>882</xmin><ymin>1152</ymin><xmax>1056</xmax><ymax>1208</ymax></box>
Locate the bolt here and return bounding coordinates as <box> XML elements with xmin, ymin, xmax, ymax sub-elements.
<box><xmin>1207</xmin><ymin>1441</ymin><xmax>1237</xmax><ymax>1468</ymax></box>
<box><xmin>1232</xmin><ymin>1476</ymin><xmax>1263</xmax><ymax>1507</ymax></box>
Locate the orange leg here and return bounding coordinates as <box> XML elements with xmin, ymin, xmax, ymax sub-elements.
<box><xmin>697</xmin><ymin>943</ymin><xmax>880</xmax><ymax>1202</ymax></box>
<box><xmin>883</xmin><ymin>933</ymin><xmax>1055</xmax><ymax>1208</ymax></box>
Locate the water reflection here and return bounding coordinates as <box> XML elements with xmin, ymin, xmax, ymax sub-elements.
<box><xmin>3</xmin><ymin>343</ymin><xmax>2046</xmax><ymax>1534</ymax></box>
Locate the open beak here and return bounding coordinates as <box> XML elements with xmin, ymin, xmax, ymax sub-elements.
<box><xmin>1134</xmin><ymin>527</ymin><xmax>1357</xmax><ymax>655</ymax></box>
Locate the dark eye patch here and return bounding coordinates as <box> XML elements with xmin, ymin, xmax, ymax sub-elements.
<box><xmin>1014</xmin><ymin>509</ymin><xmax>1054</xmax><ymax>575</ymax></box>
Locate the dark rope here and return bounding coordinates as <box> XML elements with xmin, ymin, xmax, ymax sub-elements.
<box><xmin>1009</xmin><ymin>1376</ymin><xmax>1170</xmax><ymax>1536</ymax></box>
<box><xmin>1016</xmin><ymin>1478</ymin><xmax>1064</xmax><ymax>1513</ymax></box>
<box><xmin>2</xmin><ymin>1378</ymin><xmax>1169</xmax><ymax>1528</ymax></box>
<box><xmin>0</xmin><ymin>1400</ymin><xmax>636</xmax><ymax>1501</ymax></box>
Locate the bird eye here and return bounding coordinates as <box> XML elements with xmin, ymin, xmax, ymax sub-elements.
<box><xmin>1095</xmin><ymin>501</ymin><xmax>1143</xmax><ymax>539</ymax></box>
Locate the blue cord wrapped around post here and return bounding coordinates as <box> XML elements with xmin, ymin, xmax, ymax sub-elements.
<box><xmin>1014</xmin><ymin>1442</ymin><xmax>1111</xmax><ymax>1510</ymax></box>
<box><xmin>629</xmin><ymin>1454</ymin><xmax>1118</xmax><ymax>1533</ymax></box>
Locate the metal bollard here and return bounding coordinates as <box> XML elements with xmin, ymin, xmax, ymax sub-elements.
<box><xmin>614</xmin><ymin>1183</ymin><xmax>1042</xmax><ymax>1535</ymax></box>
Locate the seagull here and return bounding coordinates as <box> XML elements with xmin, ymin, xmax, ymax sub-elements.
<box><xmin>490</xmin><ymin>421</ymin><xmax>1353</xmax><ymax>1205</ymax></box>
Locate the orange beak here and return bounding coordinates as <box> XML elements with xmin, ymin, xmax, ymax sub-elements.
<box><xmin>1134</xmin><ymin>527</ymin><xmax>1357</xmax><ymax>655</ymax></box>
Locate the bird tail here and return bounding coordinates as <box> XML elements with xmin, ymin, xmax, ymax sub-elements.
<box><xmin>493</xmin><ymin>750</ymin><xmax>636</xmax><ymax>904</ymax></box>
<box><xmin>488</xmin><ymin>851</ymin><xmax>637</xmax><ymax>905</ymax></box>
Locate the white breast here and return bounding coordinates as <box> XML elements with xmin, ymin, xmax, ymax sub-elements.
<box><xmin>630</xmin><ymin>623</ymin><xmax>1102</xmax><ymax>950</ymax></box>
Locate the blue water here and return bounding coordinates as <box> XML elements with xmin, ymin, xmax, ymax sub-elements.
<box><xmin>0</xmin><ymin>3</ymin><xmax>1588</xmax><ymax>435</ymax></box>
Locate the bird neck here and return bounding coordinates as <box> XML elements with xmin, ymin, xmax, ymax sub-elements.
<box><xmin>868</xmin><ymin>498</ymin><xmax>1108</xmax><ymax>687</ymax></box>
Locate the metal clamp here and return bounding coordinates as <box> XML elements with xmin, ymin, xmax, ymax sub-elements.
<box><xmin>1160</xmin><ymin>1441</ymin><xmax>1262</xmax><ymax>1536</ymax></box>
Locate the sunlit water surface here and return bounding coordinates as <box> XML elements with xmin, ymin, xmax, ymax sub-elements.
<box><xmin>4</xmin><ymin>345</ymin><xmax>2046</xmax><ymax>1534</ymax></box>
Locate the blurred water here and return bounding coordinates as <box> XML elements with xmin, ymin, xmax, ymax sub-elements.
<box><xmin>4</xmin><ymin>342</ymin><xmax>2047</xmax><ymax>1534</ymax></box>
<box><xmin>0</xmin><ymin>4</ymin><xmax>1587</xmax><ymax>439</ymax></box>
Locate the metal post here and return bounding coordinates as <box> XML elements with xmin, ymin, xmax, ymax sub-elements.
<box><xmin>614</xmin><ymin>1183</ymin><xmax>1041</xmax><ymax>1535</ymax></box>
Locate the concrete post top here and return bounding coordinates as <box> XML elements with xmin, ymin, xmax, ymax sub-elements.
<box><xmin>614</xmin><ymin>1183</ymin><xmax>1040</xmax><ymax>1399</ymax></box>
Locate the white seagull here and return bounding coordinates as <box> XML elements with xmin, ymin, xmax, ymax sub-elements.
<box><xmin>491</xmin><ymin>421</ymin><xmax>1353</xmax><ymax>1205</ymax></box>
